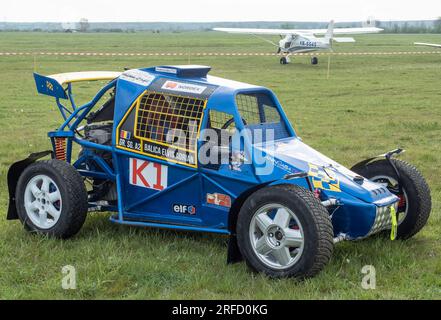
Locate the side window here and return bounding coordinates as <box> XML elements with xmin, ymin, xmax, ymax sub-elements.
<box><xmin>200</xmin><ymin>110</ymin><xmax>237</xmax><ymax>170</ymax></box>
<box><xmin>135</xmin><ymin>92</ymin><xmax>205</xmax><ymax>152</ymax></box>
<box><xmin>235</xmin><ymin>92</ymin><xmax>289</xmax><ymax>142</ymax></box>
<box><xmin>202</xmin><ymin>110</ymin><xmax>237</xmax><ymax>149</ymax></box>
<box><xmin>263</xmin><ymin>104</ymin><xmax>281</xmax><ymax>123</ymax></box>
<box><xmin>235</xmin><ymin>94</ymin><xmax>261</xmax><ymax>125</ymax></box>
<box><xmin>208</xmin><ymin>110</ymin><xmax>237</xmax><ymax>134</ymax></box>
<box><xmin>236</xmin><ymin>93</ymin><xmax>281</xmax><ymax>125</ymax></box>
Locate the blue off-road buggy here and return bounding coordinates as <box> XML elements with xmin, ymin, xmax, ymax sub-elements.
<box><xmin>7</xmin><ymin>65</ymin><xmax>431</xmax><ymax>278</ymax></box>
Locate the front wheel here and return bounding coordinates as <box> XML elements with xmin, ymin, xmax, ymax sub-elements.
<box><xmin>236</xmin><ymin>184</ymin><xmax>334</xmax><ymax>279</ymax></box>
<box><xmin>15</xmin><ymin>160</ymin><xmax>88</xmax><ymax>239</ymax></box>
<box><xmin>353</xmin><ymin>159</ymin><xmax>431</xmax><ymax>239</ymax></box>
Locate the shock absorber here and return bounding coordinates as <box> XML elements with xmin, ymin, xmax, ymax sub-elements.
<box><xmin>54</xmin><ymin>137</ymin><xmax>67</xmax><ymax>161</ymax></box>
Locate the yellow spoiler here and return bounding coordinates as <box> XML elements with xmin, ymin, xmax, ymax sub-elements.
<box><xmin>34</xmin><ymin>71</ymin><xmax>122</xmax><ymax>99</ymax></box>
<box><xmin>47</xmin><ymin>71</ymin><xmax>122</xmax><ymax>86</ymax></box>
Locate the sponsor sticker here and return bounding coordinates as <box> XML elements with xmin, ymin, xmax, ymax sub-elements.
<box><xmin>129</xmin><ymin>158</ymin><xmax>167</xmax><ymax>191</ymax></box>
<box><xmin>155</xmin><ymin>67</ymin><xmax>178</xmax><ymax>74</ymax></box>
<box><xmin>206</xmin><ymin>193</ymin><xmax>231</xmax><ymax>208</ymax></box>
<box><xmin>46</xmin><ymin>81</ymin><xmax>54</xmax><ymax>91</ymax></box>
<box><xmin>308</xmin><ymin>163</ymin><xmax>340</xmax><ymax>192</ymax></box>
<box><xmin>143</xmin><ymin>140</ymin><xmax>196</xmax><ymax>166</ymax></box>
<box><xmin>173</xmin><ymin>204</ymin><xmax>196</xmax><ymax>215</ymax></box>
<box><xmin>161</xmin><ymin>80</ymin><xmax>207</xmax><ymax>94</ymax></box>
<box><xmin>120</xmin><ymin>70</ymin><xmax>155</xmax><ymax>87</ymax></box>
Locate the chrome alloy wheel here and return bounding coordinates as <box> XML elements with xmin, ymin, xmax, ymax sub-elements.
<box><xmin>24</xmin><ymin>174</ymin><xmax>62</xmax><ymax>229</ymax></box>
<box><xmin>249</xmin><ymin>203</ymin><xmax>305</xmax><ymax>270</ymax></box>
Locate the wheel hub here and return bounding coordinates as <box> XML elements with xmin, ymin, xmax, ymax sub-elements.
<box><xmin>266</xmin><ymin>225</ymin><xmax>285</xmax><ymax>247</ymax></box>
<box><xmin>275</xmin><ymin>230</ymin><xmax>284</xmax><ymax>241</ymax></box>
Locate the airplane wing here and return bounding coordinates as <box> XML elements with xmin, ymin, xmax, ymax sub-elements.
<box><xmin>213</xmin><ymin>27</ymin><xmax>383</xmax><ymax>36</ymax></box>
<box><xmin>332</xmin><ymin>37</ymin><xmax>356</xmax><ymax>43</ymax></box>
<box><xmin>414</xmin><ymin>42</ymin><xmax>441</xmax><ymax>48</ymax></box>
<box><xmin>308</xmin><ymin>27</ymin><xmax>383</xmax><ymax>35</ymax></box>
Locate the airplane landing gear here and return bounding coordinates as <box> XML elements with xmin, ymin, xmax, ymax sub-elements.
<box><xmin>280</xmin><ymin>56</ymin><xmax>291</xmax><ymax>65</ymax></box>
<box><xmin>311</xmin><ymin>56</ymin><xmax>319</xmax><ymax>65</ymax></box>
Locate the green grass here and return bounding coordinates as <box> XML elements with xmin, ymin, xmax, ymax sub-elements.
<box><xmin>0</xmin><ymin>32</ymin><xmax>440</xmax><ymax>299</ymax></box>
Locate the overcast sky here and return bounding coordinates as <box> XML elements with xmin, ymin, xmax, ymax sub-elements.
<box><xmin>1</xmin><ymin>0</ymin><xmax>441</xmax><ymax>22</ymax></box>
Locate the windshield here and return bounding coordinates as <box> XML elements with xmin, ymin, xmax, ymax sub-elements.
<box><xmin>235</xmin><ymin>92</ymin><xmax>291</xmax><ymax>143</ymax></box>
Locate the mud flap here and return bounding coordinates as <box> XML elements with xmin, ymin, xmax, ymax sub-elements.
<box><xmin>7</xmin><ymin>150</ymin><xmax>53</xmax><ymax>220</ymax></box>
<box><xmin>351</xmin><ymin>148</ymin><xmax>404</xmax><ymax>240</ymax></box>
<box><xmin>227</xmin><ymin>235</ymin><xmax>243</xmax><ymax>264</ymax></box>
<box><xmin>351</xmin><ymin>148</ymin><xmax>404</xmax><ymax>174</ymax></box>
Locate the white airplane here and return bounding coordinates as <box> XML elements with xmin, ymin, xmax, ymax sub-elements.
<box><xmin>414</xmin><ymin>42</ymin><xmax>441</xmax><ymax>48</ymax></box>
<box><xmin>214</xmin><ymin>21</ymin><xmax>383</xmax><ymax>65</ymax></box>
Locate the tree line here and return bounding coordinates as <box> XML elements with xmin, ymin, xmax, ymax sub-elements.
<box><xmin>379</xmin><ymin>17</ymin><xmax>441</xmax><ymax>34</ymax></box>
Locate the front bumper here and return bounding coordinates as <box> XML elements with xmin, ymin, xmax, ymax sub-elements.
<box><xmin>367</xmin><ymin>198</ymin><xmax>399</xmax><ymax>236</ymax></box>
<box><xmin>330</xmin><ymin>193</ymin><xmax>400</xmax><ymax>239</ymax></box>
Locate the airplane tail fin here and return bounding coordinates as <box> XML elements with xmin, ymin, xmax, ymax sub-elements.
<box><xmin>324</xmin><ymin>20</ymin><xmax>335</xmax><ymax>44</ymax></box>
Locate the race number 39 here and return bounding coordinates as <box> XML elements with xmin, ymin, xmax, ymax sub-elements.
<box><xmin>129</xmin><ymin>158</ymin><xmax>168</xmax><ymax>191</ymax></box>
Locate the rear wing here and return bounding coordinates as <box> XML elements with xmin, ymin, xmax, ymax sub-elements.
<box><xmin>34</xmin><ymin>71</ymin><xmax>122</xmax><ymax>100</ymax></box>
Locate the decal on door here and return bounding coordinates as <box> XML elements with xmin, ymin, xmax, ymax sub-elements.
<box><xmin>173</xmin><ymin>204</ymin><xmax>196</xmax><ymax>215</ymax></box>
<box><xmin>129</xmin><ymin>158</ymin><xmax>168</xmax><ymax>191</ymax></box>
<box><xmin>206</xmin><ymin>193</ymin><xmax>231</xmax><ymax>208</ymax></box>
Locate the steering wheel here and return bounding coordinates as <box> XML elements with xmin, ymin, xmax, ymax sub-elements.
<box><xmin>221</xmin><ymin>117</ymin><xmax>247</xmax><ymax>130</ymax></box>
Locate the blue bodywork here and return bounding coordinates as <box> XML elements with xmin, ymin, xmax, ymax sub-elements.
<box><xmin>32</xmin><ymin>65</ymin><xmax>399</xmax><ymax>240</ymax></box>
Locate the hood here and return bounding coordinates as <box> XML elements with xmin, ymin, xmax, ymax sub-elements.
<box><xmin>255</xmin><ymin>137</ymin><xmax>396</xmax><ymax>204</ymax></box>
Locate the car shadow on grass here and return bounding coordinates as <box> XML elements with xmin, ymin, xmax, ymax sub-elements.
<box><xmin>79</xmin><ymin>213</ymin><xmax>431</xmax><ymax>275</ymax></box>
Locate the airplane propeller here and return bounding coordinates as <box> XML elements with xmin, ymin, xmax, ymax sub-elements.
<box><xmin>251</xmin><ymin>34</ymin><xmax>280</xmax><ymax>52</ymax></box>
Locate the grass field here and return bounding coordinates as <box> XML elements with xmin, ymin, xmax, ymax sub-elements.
<box><xmin>0</xmin><ymin>32</ymin><xmax>440</xmax><ymax>299</ymax></box>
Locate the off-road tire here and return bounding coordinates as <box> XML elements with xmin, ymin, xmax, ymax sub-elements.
<box><xmin>16</xmin><ymin>160</ymin><xmax>88</xmax><ymax>239</ymax></box>
<box><xmin>353</xmin><ymin>159</ymin><xmax>431</xmax><ymax>239</ymax></box>
<box><xmin>236</xmin><ymin>184</ymin><xmax>334</xmax><ymax>278</ymax></box>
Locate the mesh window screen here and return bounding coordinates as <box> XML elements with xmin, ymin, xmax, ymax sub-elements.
<box><xmin>135</xmin><ymin>92</ymin><xmax>205</xmax><ymax>151</ymax></box>
<box><xmin>235</xmin><ymin>94</ymin><xmax>261</xmax><ymax>124</ymax></box>
<box><xmin>235</xmin><ymin>93</ymin><xmax>280</xmax><ymax>125</ymax></box>
<box><xmin>263</xmin><ymin>104</ymin><xmax>281</xmax><ymax>123</ymax></box>
<box><xmin>209</xmin><ymin>110</ymin><xmax>236</xmax><ymax>132</ymax></box>
<box><xmin>235</xmin><ymin>92</ymin><xmax>290</xmax><ymax>142</ymax></box>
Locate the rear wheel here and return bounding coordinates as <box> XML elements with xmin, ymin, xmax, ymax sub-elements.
<box><xmin>353</xmin><ymin>159</ymin><xmax>431</xmax><ymax>239</ymax></box>
<box><xmin>236</xmin><ymin>184</ymin><xmax>333</xmax><ymax>278</ymax></box>
<box><xmin>311</xmin><ymin>57</ymin><xmax>319</xmax><ymax>65</ymax></box>
<box><xmin>15</xmin><ymin>160</ymin><xmax>88</xmax><ymax>239</ymax></box>
<box><xmin>280</xmin><ymin>57</ymin><xmax>288</xmax><ymax>65</ymax></box>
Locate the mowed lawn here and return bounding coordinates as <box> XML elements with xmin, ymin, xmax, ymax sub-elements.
<box><xmin>0</xmin><ymin>32</ymin><xmax>440</xmax><ymax>299</ymax></box>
